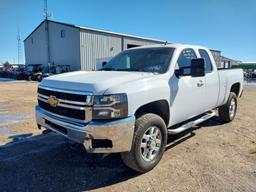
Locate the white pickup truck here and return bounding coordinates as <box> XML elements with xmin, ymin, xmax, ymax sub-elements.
<box><xmin>36</xmin><ymin>44</ymin><xmax>243</xmax><ymax>173</ymax></box>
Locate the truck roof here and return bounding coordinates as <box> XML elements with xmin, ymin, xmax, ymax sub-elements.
<box><xmin>128</xmin><ymin>43</ymin><xmax>210</xmax><ymax>51</ymax></box>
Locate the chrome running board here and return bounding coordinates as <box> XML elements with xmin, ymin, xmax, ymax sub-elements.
<box><xmin>168</xmin><ymin>111</ymin><xmax>216</xmax><ymax>135</ymax></box>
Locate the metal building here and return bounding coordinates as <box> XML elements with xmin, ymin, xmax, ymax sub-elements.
<box><xmin>24</xmin><ymin>20</ymin><xmax>166</xmax><ymax>71</ymax></box>
<box><xmin>220</xmin><ymin>56</ymin><xmax>241</xmax><ymax>68</ymax></box>
<box><xmin>24</xmin><ymin>19</ymin><xmax>224</xmax><ymax>70</ymax></box>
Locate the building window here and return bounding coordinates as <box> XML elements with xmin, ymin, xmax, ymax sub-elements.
<box><xmin>61</xmin><ymin>30</ymin><xmax>65</xmax><ymax>38</ymax></box>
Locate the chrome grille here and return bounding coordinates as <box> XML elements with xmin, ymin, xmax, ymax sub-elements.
<box><xmin>37</xmin><ymin>86</ymin><xmax>93</xmax><ymax>122</ymax></box>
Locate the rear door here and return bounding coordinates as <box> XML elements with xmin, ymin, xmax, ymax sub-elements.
<box><xmin>198</xmin><ymin>49</ymin><xmax>219</xmax><ymax>110</ymax></box>
<box><xmin>171</xmin><ymin>48</ymin><xmax>206</xmax><ymax>125</ymax></box>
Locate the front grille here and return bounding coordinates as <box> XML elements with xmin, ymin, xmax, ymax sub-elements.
<box><xmin>38</xmin><ymin>87</ymin><xmax>87</xmax><ymax>102</ymax></box>
<box><xmin>38</xmin><ymin>100</ymin><xmax>85</xmax><ymax>120</ymax></box>
<box><xmin>37</xmin><ymin>87</ymin><xmax>92</xmax><ymax>121</ymax></box>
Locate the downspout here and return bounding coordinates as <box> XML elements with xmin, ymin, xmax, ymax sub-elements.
<box><xmin>121</xmin><ymin>36</ymin><xmax>124</xmax><ymax>51</ymax></box>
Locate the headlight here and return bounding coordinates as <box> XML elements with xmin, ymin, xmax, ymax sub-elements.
<box><xmin>92</xmin><ymin>93</ymin><xmax>128</xmax><ymax>119</ymax></box>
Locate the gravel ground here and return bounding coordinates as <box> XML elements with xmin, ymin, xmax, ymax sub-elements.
<box><xmin>0</xmin><ymin>81</ymin><xmax>255</xmax><ymax>192</ymax></box>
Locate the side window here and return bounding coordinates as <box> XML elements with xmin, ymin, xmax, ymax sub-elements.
<box><xmin>177</xmin><ymin>48</ymin><xmax>197</xmax><ymax>75</ymax></box>
<box><xmin>199</xmin><ymin>49</ymin><xmax>213</xmax><ymax>73</ymax></box>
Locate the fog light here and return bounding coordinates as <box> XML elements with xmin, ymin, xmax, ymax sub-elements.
<box><xmin>97</xmin><ymin>111</ymin><xmax>109</xmax><ymax>117</ymax></box>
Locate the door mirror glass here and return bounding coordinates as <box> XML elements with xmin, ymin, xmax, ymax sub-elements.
<box><xmin>191</xmin><ymin>58</ymin><xmax>205</xmax><ymax>77</ymax></box>
<box><xmin>174</xmin><ymin>67</ymin><xmax>191</xmax><ymax>77</ymax></box>
<box><xmin>175</xmin><ymin>58</ymin><xmax>205</xmax><ymax>77</ymax></box>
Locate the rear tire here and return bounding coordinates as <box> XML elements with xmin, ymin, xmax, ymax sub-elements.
<box><xmin>121</xmin><ymin>113</ymin><xmax>167</xmax><ymax>173</ymax></box>
<box><xmin>218</xmin><ymin>92</ymin><xmax>237</xmax><ymax>123</ymax></box>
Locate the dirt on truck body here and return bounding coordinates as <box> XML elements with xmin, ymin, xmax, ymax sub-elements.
<box><xmin>0</xmin><ymin>81</ymin><xmax>255</xmax><ymax>192</ymax></box>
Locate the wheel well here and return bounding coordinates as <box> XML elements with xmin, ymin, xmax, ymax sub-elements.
<box><xmin>135</xmin><ymin>100</ymin><xmax>169</xmax><ymax>126</ymax></box>
<box><xmin>230</xmin><ymin>83</ymin><xmax>240</xmax><ymax>96</ymax></box>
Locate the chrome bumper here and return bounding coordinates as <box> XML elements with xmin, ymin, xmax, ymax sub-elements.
<box><xmin>35</xmin><ymin>105</ymin><xmax>135</xmax><ymax>153</ymax></box>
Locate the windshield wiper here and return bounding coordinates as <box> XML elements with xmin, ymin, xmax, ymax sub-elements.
<box><xmin>99</xmin><ymin>67</ymin><xmax>115</xmax><ymax>71</ymax></box>
<box><xmin>115</xmin><ymin>68</ymin><xmax>142</xmax><ymax>72</ymax></box>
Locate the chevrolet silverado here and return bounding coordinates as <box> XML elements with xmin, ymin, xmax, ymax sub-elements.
<box><xmin>36</xmin><ymin>44</ymin><xmax>243</xmax><ymax>173</ymax></box>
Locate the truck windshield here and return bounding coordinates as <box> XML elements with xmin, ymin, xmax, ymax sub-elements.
<box><xmin>100</xmin><ymin>47</ymin><xmax>174</xmax><ymax>73</ymax></box>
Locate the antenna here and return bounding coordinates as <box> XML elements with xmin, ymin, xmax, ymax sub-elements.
<box><xmin>43</xmin><ymin>0</ymin><xmax>51</xmax><ymax>20</ymax></box>
<box><xmin>17</xmin><ymin>26</ymin><xmax>21</xmax><ymax>64</ymax></box>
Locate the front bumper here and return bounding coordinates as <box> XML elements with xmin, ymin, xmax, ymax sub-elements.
<box><xmin>35</xmin><ymin>106</ymin><xmax>135</xmax><ymax>153</ymax></box>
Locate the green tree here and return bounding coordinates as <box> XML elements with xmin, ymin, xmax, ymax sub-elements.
<box><xmin>3</xmin><ymin>61</ymin><xmax>12</xmax><ymax>70</ymax></box>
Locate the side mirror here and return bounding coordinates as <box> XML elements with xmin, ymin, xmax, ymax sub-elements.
<box><xmin>174</xmin><ymin>68</ymin><xmax>185</xmax><ymax>77</ymax></box>
<box><xmin>102</xmin><ymin>61</ymin><xmax>107</xmax><ymax>67</ymax></box>
<box><xmin>191</xmin><ymin>58</ymin><xmax>205</xmax><ymax>77</ymax></box>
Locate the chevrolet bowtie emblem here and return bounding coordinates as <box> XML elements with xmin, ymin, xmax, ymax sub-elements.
<box><xmin>47</xmin><ymin>96</ymin><xmax>59</xmax><ymax>107</ymax></box>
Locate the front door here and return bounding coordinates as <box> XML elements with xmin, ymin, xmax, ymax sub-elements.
<box><xmin>170</xmin><ymin>48</ymin><xmax>206</xmax><ymax>125</ymax></box>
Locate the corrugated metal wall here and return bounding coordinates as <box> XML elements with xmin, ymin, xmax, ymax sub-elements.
<box><xmin>79</xmin><ymin>29</ymin><xmax>164</xmax><ymax>70</ymax></box>
<box><xmin>80</xmin><ymin>29</ymin><xmax>122</xmax><ymax>70</ymax></box>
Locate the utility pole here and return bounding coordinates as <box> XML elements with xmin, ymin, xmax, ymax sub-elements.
<box><xmin>17</xmin><ymin>26</ymin><xmax>21</xmax><ymax>64</ymax></box>
<box><xmin>43</xmin><ymin>0</ymin><xmax>51</xmax><ymax>20</ymax></box>
<box><xmin>44</xmin><ymin>0</ymin><xmax>51</xmax><ymax>66</ymax></box>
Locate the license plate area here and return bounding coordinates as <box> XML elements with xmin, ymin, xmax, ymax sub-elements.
<box><xmin>45</xmin><ymin>119</ymin><xmax>68</xmax><ymax>135</ymax></box>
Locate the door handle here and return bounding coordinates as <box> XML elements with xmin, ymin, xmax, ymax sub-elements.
<box><xmin>197</xmin><ymin>80</ymin><xmax>204</xmax><ymax>87</ymax></box>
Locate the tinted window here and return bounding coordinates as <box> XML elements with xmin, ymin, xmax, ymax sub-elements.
<box><xmin>199</xmin><ymin>49</ymin><xmax>213</xmax><ymax>73</ymax></box>
<box><xmin>177</xmin><ymin>48</ymin><xmax>197</xmax><ymax>75</ymax></box>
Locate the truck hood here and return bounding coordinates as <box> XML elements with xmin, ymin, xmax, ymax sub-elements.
<box><xmin>40</xmin><ymin>71</ymin><xmax>155</xmax><ymax>94</ymax></box>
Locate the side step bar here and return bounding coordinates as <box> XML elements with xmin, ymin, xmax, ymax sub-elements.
<box><xmin>168</xmin><ymin>111</ymin><xmax>216</xmax><ymax>135</ymax></box>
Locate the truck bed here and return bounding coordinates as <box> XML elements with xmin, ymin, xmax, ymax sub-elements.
<box><xmin>217</xmin><ymin>68</ymin><xmax>243</xmax><ymax>106</ymax></box>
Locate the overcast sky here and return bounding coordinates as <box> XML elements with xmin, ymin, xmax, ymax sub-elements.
<box><xmin>0</xmin><ymin>0</ymin><xmax>255</xmax><ymax>64</ymax></box>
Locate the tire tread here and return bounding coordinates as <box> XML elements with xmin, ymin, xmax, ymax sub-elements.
<box><xmin>218</xmin><ymin>92</ymin><xmax>237</xmax><ymax>123</ymax></box>
<box><xmin>121</xmin><ymin>113</ymin><xmax>167</xmax><ymax>173</ymax></box>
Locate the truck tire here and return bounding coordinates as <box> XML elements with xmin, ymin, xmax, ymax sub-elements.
<box><xmin>218</xmin><ymin>92</ymin><xmax>237</xmax><ymax>123</ymax></box>
<box><xmin>121</xmin><ymin>113</ymin><xmax>167</xmax><ymax>173</ymax></box>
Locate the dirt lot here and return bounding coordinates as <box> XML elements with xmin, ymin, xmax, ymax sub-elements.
<box><xmin>0</xmin><ymin>81</ymin><xmax>255</xmax><ymax>192</ymax></box>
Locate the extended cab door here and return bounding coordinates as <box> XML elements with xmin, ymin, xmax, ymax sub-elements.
<box><xmin>170</xmin><ymin>48</ymin><xmax>206</xmax><ymax>125</ymax></box>
<box><xmin>198</xmin><ymin>49</ymin><xmax>219</xmax><ymax>110</ymax></box>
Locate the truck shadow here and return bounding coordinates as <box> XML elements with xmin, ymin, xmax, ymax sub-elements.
<box><xmin>0</xmin><ymin>117</ymin><xmax>223</xmax><ymax>191</ymax></box>
<box><xmin>166</xmin><ymin>116</ymin><xmax>224</xmax><ymax>151</ymax></box>
<box><xmin>0</xmin><ymin>132</ymin><xmax>139</xmax><ymax>192</ymax></box>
